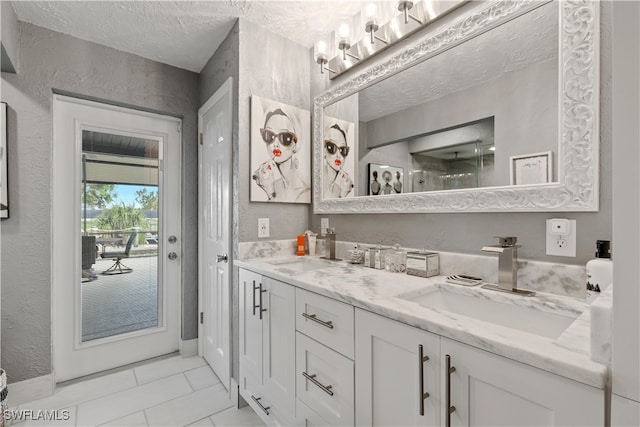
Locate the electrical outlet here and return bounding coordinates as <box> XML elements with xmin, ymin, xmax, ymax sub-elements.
<box><xmin>258</xmin><ymin>218</ymin><xmax>270</xmax><ymax>238</ymax></box>
<box><xmin>546</xmin><ymin>219</ymin><xmax>576</xmax><ymax>257</ymax></box>
<box><xmin>321</xmin><ymin>218</ymin><xmax>329</xmax><ymax>234</ymax></box>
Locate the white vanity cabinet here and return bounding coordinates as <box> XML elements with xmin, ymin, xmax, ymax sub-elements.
<box><xmin>238</xmin><ymin>265</ymin><xmax>605</xmax><ymax>427</ymax></box>
<box><xmin>355</xmin><ymin>309</ymin><xmax>604</xmax><ymax>427</ymax></box>
<box><xmin>442</xmin><ymin>337</ymin><xmax>604</xmax><ymax>427</ymax></box>
<box><xmin>355</xmin><ymin>309</ymin><xmax>441</xmax><ymax>427</ymax></box>
<box><xmin>239</xmin><ymin>269</ymin><xmax>296</xmax><ymax>425</ymax></box>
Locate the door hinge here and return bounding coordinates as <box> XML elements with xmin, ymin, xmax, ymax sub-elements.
<box><xmin>199</xmin><ymin>133</ymin><xmax>203</xmax><ymax>145</ymax></box>
<box><xmin>200</xmin><ymin>312</ymin><xmax>204</xmax><ymax>324</ymax></box>
<box><xmin>177</xmin><ymin>123</ymin><xmax>182</xmax><ymax>133</ymax></box>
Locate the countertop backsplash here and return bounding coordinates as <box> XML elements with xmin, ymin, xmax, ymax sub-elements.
<box><xmin>239</xmin><ymin>239</ymin><xmax>585</xmax><ymax>299</ymax></box>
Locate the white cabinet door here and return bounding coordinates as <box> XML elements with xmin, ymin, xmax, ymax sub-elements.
<box><xmin>239</xmin><ymin>269</ymin><xmax>297</xmax><ymax>425</ymax></box>
<box><xmin>442</xmin><ymin>338</ymin><xmax>604</xmax><ymax>427</ymax></box>
<box><xmin>263</xmin><ymin>276</ymin><xmax>296</xmax><ymax>416</ymax></box>
<box><xmin>239</xmin><ymin>269</ymin><xmax>264</xmax><ymax>400</ymax></box>
<box><xmin>355</xmin><ymin>309</ymin><xmax>440</xmax><ymax>427</ymax></box>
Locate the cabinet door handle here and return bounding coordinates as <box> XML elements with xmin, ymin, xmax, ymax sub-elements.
<box><xmin>258</xmin><ymin>283</ymin><xmax>267</xmax><ymax>320</ymax></box>
<box><xmin>446</xmin><ymin>354</ymin><xmax>456</xmax><ymax>427</ymax></box>
<box><xmin>302</xmin><ymin>371</ymin><xmax>334</xmax><ymax>396</ymax></box>
<box><xmin>252</xmin><ymin>281</ymin><xmax>258</xmax><ymax>316</ymax></box>
<box><xmin>251</xmin><ymin>395</ymin><xmax>270</xmax><ymax>415</ymax></box>
<box><xmin>302</xmin><ymin>312</ymin><xmax>334</xmax><ymax>329</ymax></box>
<box><xmin>418</xmin><ymin>344</ymin><xmax>430</xmax><ymax>416</ymax></box>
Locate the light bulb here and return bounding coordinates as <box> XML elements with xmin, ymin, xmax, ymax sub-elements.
<box><xmin>338</xmin><ymin>23</ymin><xmax>350</xmax><ymax>41</ymax></box>
<box><xmin>316</xmin><ymin>40</ymin><xmax>328</xmax><ymax>56</ymax></box>
<box><xmin>365</xmin><ymin>3</ymin><xmax>377</xmax><ymax>19</ymax></box>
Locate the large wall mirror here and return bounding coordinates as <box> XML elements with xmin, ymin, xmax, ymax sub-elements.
<box><xmin>313</xmin><ymin>0</ymin><xmax>599</xmax><ymax>213</ymax></box>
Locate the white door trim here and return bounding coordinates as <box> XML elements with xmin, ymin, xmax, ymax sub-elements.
<box><xmin>52</xmin><ymin>94</ymin><xmax>182</xmax><ymax>382</ymax></box>
<box><xmin>198</xmin><ymin>77</ymin><xmax>233</xmax><ymax>389</ymax></box>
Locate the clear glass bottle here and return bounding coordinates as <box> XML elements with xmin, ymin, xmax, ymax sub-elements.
<box><xmin>386</xmin><ymin>244</ymin><xmax>407</xmax><ymax>273</ymax></box>
<box><xmin>349</xmin><ymin>244</ymin><xmax>365</xmax><ymax>264</ymax></box>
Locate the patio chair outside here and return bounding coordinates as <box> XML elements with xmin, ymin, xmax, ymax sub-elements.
<box><xmin>101</xmin><ymin>232</ymin><xmax>137</xmax><ymax>275</ymax></box>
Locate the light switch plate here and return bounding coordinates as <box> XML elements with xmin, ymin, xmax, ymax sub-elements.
<box><xmin>546</xmin><ymin>219</ymin><xmax>576</xmax><ymax>257</ymax></box>
<box><xmin>258</xmin><ymin>218</ymin><xmax>270</xmax><ymax>238</ymax></box>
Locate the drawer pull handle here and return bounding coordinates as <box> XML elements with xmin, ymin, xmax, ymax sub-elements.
<box><xmin>446</xmin><ymin>354</ymin><xmax>456</xmax><ymax>427</ymax></box>
<box><xmin>302</xmin><ymin>312</ymin><xmax>334</xmax><ymax>329</ymax></box>
<box><xmin>251</xmin><ymin>395</ymin><xmax>270</xmax><ymax>415</ymax></box>
<box><xmin>418</xmin><ymin>344</ymin><xmax>430</xmax><ymax>416</ymax></box>
<box><xmin>302</xmin><ymin>371</ymin><xmax>334</xmax><ymax>396</ymax></box>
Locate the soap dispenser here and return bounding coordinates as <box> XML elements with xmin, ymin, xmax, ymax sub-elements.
<box><xmin>586</xmin><ymin>240</ymin><xmax>612</xmax><ymax>303</ymax></box>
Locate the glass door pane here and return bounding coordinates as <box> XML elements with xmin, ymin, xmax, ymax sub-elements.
<box><xmin>80</xmin><ymin>130</ymin><xmax>160</xmax><ymax>342</ymax></box>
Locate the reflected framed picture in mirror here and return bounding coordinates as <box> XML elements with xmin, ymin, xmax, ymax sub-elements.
<box><xmin>323</xmin><ymin>116</ymin><xmax>356</xmax><ymax>199</ymax></box>
<box><xmin>1</xmin><ymin>102</ymin><xmax>8</xmax><ymax>219</ymax></box>
<box><xmin>509</xmin><ymin>151</ymin><xmax>552</xmax><ymax>186</ymax></box>
<box><xmin>368</xmin><ymin>163</ymin><xmax>404</xmax><ymax>195</ymax></box>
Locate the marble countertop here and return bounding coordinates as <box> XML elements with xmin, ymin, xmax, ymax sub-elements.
<box><xmin>236</xmin><ymin>255</ymin><xmax>608</xmax><ymax>389</ymax></box>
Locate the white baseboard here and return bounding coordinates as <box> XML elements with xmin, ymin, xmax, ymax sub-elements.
<box><xmin>179</xmin><ymin>338</ymin><xmax>198</xmax><ymax>357</ymax></box>
<box><xmin>6</xmin><ymin>373</ymin><xmax>54</xmax><ymax>407</ymax></box>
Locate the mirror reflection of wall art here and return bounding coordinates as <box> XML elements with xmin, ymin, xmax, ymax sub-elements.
<box><xmin>323</xmin><ymin>116</ymin><xmax>355</xmax><ymax>199</ymax></box>
<box><xmin>510</xmin><ymin>151</ymin><xmax>552</xmax><ymax>186</ymax></box>
<box><xmin>1</xmin><ymin>102</ymin><xmax>8</xmax><ymax>219</ymax></box>
<box><xmin>250</xmin><ymin>96</ymin><xmax>311</xmax><ymax>203</ymax></box>
<box><xmin>368</xmin><ymin>163</ymin><xmax>404</xmax><ymax>195</ymax></box>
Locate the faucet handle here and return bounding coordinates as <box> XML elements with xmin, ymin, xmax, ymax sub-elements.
<box><xmin>494</xmin><ymin>236</ymin><xmax>517</xmax><ymax>247</ymax></box>
<box><xmin>326</xmin><ymin>228</ymin><xmax>335</xmax><ymax>234</ymax></box>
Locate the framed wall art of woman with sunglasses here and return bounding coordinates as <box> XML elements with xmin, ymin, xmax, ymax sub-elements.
<box><xmin>250</xmin><ymin>96</ymin><xmax>311</xmax><ymax>203</ymax></box>
<box><xmin>323</xmin><ymin>119</ymin><xmax>355</xmax><ymax>199</ymax></box>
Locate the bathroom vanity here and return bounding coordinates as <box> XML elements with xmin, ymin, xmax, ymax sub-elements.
<box><xmin>236</xmin><ymin>256</ymin><xmax>606</xmax><ymax>427</ymax></box>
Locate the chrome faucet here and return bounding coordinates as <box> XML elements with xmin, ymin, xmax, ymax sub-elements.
<box><xmin>482</xmin><ymin>236</ymin><xmax>535</xmax><ymax>296</ymax></box>
<box><xmin>318</xmin><ymin>228</ymin><xmax>340</xmax><ymax>260</ymax></box>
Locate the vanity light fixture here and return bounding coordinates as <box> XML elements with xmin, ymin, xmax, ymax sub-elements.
<box><xmin>398</xmin><ymin>1</ymin><xmax>422</xmax><ymax>24</ymax></box>
<box><xmin>338</xmin><ymin>23</ymin><xmax>360</xmax><ymax>61</ymax></box>
<box><xmin>364</xmin><ymin>4</ymin><xmax>389</xmax><ymax>45</ymax></box>
<box><xmin>316</xmin><ymin>0</ymin><xmax>466</xmax><ymax>78</ymax></box>
<box><xmin>315</xmin><ymin>41</ymin><xmax>336</xmax><ymax>74</ymax></box>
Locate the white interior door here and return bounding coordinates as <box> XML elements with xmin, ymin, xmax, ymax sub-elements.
<box><xmin>198</xmin><ymin>77</ymin><xmax>232</xmax><ymax>391</ymax></box>
<box><xmin>53</xmin><ymin>95</ymin><xmax>181</xmax><ymax>382</ymax></box>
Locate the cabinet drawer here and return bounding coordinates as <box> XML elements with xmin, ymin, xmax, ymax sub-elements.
<box><xmin>297</xmin><ymin>398</ymin><xmax>333</xmax><ymax>427</ymax></box>
<box><xmin>296</xmin><ymin>332</ymin><xmax>355</xmax><ymax>426</ymax></box>
<box><xmin>296</xmin><ymin>288</ymin><xmax>355</xmax><ymax>358</ymax></box>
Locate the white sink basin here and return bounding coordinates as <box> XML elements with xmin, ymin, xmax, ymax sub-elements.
<box><xmin>402</xmin><ymin>288</ymin><xmax>579</xmax><ymax>339</ymax></box>
<box><xmin>267</xmin><ymin>258</ymin><xmax>335</xmax><ymax>273</ymax></box>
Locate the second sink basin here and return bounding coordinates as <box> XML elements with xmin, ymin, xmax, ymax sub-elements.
<box><xmin>402</xmin><ymin>287</ymin><xmax>580</xmax><ymax>339</ymax></box>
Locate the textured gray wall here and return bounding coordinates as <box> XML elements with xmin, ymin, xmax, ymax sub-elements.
<box><xmin>198</xmin><ymin>20</ymin><xmax>241</xmax><ymax>382</ymax></box>
<box><xmin>1</xmin><ymin>1</ymin><xmax>19</xmax><ymax>72</ymax></box>
<box><xmin>238</xmin><ymin>20</ymin><xmax>311</xmax><ymax>242</ymax></box>
<box><xmin>310</xmin><ymin>3</ymin><xmax>612</xmax><ymax>266</ymax></box>
<box><xmin>0</xmin><ymin>22</ymin><xmax>198</xmax><ymax>382</ymax></box>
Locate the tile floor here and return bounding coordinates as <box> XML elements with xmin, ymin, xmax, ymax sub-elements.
<box><xmin>10</xmin><ymin>356</ymin><xmax>265</xmax><ymax>427</ymax></box>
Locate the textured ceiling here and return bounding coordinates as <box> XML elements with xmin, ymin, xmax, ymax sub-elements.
<box><xmin>11</xmin><ymin>0</ymin><xmax>370</xmax><ymax>72</ymax></box>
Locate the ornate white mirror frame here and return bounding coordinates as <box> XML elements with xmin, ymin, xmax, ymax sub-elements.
<box><xmin>313</xmin><ymin>0</ymin><xmax>599</xmax><ymax>214</ymax></box>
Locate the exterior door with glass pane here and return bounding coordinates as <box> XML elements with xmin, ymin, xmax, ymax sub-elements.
<box><xmin>53</xmin><ymin>95</ymin><xmax>181</xmax><ymax>382</ymax></box>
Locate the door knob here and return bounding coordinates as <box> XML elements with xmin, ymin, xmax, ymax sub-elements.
<box><xmin>168</xmin><ymin>235</ymin><xmax>177</xmax><ymax>243</ymax></box>
<box><xmin>168</xmin><ymin>252</ymin><xmax>178</xmax><ymax>260</ymax></box>
<box><xmin>217</xmin><ymin>253</ymin><xmax>228</xmax><ymax>263</ymax></box>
